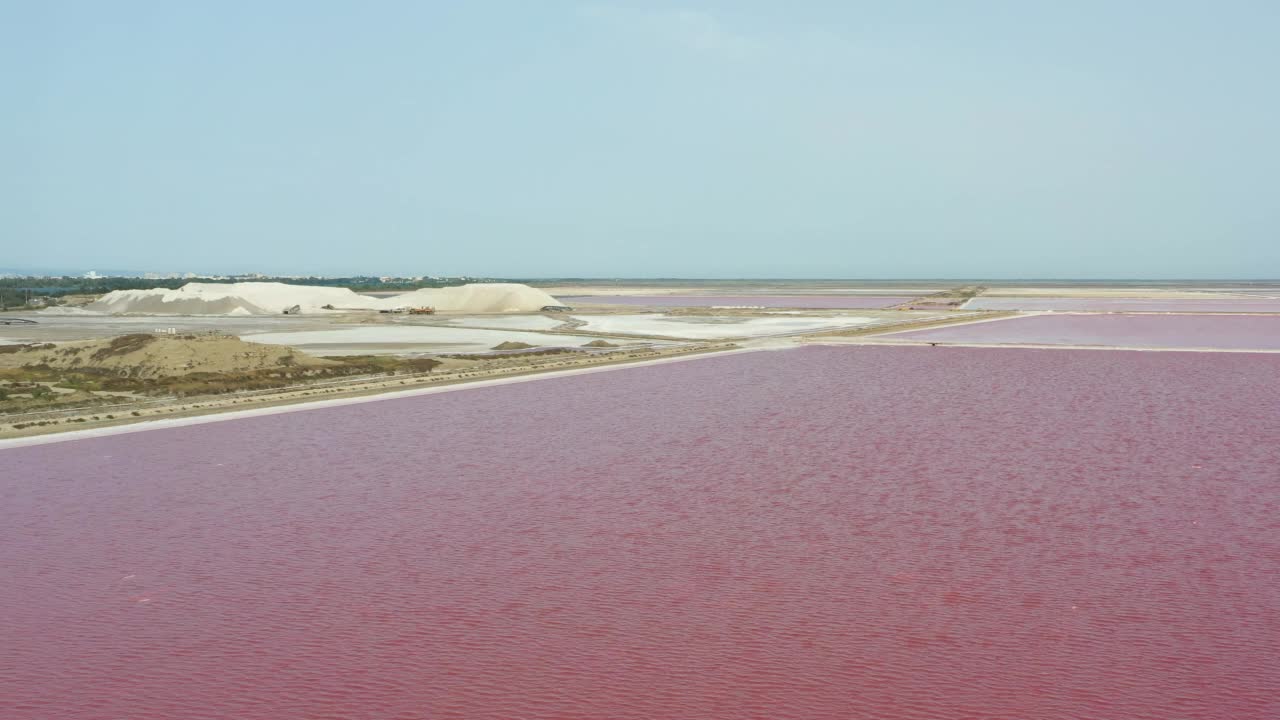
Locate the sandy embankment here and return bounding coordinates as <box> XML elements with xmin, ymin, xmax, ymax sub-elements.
<box><xmin>0</xmin><ymin>343</ymin><xmax>738</xmax><ymax>443</ymax></box>
<box><xmin>0</xmin><ymin>333</ymin><xmax>332</xmax><ymax>378</ymax></box>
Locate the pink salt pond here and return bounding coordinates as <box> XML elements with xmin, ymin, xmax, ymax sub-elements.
<box><xmin>560</xmin><ymin>294</ymin><xmax>914</xmax><ymax>308</ymax></box>
<box><xmin>889</xmin><ymin>313</ymin><xmax>1280</xmax><ymax>350</ymax></box>
<box><xmin>3</xmin><ymin>346</ymin><xmax>1278</xmax><ymax>719</ymax></box>
<box><xmin>966</xmin><ymin>296</ymin><xmax>1280</xmax><ymax>312</ymax></box>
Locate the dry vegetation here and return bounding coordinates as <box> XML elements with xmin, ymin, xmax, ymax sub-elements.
<box><xmin>1</xmin><ymin>340</ymin><xmax>731</xmax><ymax>437</ymax></box>
<box><xmin>0</xmin><ymin>334</ymin><xmax>443</xmax><ymax>415</ymax></box>
<box><xmin>0</xmin><ymin>333</ymin><xmax>331</xmax><ymax>379</ymax></box>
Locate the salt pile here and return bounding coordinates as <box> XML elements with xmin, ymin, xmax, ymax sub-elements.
<box><xmin>388</xmin><ymin>284</ymin><xmax>562</xmax><ymax>313</ymax></box>
<box><xmin>84</xmin><ymin>282</ymin><xmax>564</xmax><ymax>316</ymax></box>
<box><xmin>87</xmin><ymin>283</ymin><xmax>366</xmax><ymax>315</ymax></box>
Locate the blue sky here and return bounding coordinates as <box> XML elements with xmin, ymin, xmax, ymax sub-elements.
<box><xmin>3</xmin><ymin>1</ymin><xmax>1278</xmax><ymax>278</ymax></box>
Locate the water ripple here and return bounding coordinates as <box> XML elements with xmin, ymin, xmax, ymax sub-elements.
<box><xmin>2</xmin><ymin>346</ymin><xmax>1277</xmax><ymax>719</ymax></box>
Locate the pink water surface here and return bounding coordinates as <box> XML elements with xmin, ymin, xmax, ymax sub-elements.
<box><xmin>561</xmin><ymin>294</ymin><xmax>914</xmax><ymax>308</ymax></box>
<box><xmin>967</xmin><ymin>296</ymin><xmax>1280</xmax><ymax>312</ymax></box>
<box><xmin>3</xmin><ymin>346</ymin><xmax>1279</xmax><ymax>719</ymax></box>
<box><xmin>891</xmin><ymin>313</ymin><xmax>1280</xmax><ymax>349</ymax></box>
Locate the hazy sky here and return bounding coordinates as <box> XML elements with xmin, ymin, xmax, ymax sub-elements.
<box><xmin>4</xmin><ymin>1</ymin><xmax>1278</xmax><ymax>278</ymax></box>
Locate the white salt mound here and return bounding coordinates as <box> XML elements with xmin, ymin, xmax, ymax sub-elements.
<box><xmin>84</xmin><ymin>282</ymin><xmax>563</xmax><ymax>316</ymax></box>
<box><xmin>86</xmin><ymin>283</ymin><xmax>366</xmax><ymax>315</ymax></box>
<box><xmin>389</xmin><ymin>284</ymin><xmax>562</xmax><ymax>313</ymax></box>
